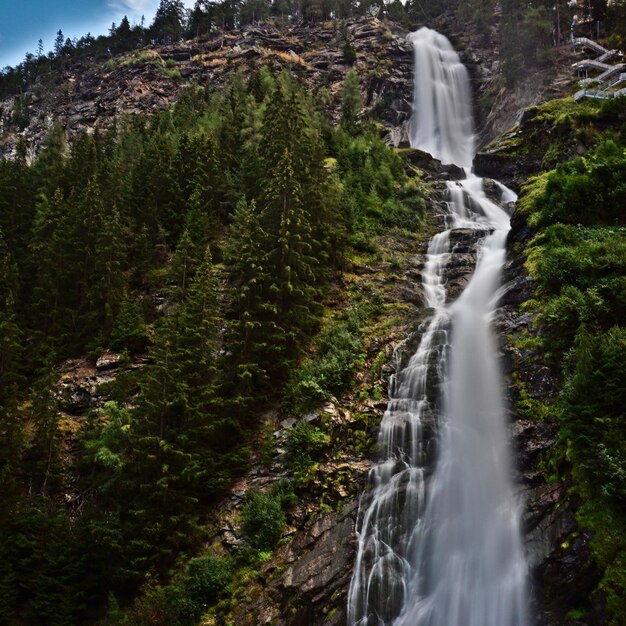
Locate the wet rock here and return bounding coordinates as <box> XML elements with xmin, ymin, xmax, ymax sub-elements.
<box><xmin>230</xmin><ymin>502</ymin><xmax>359</xmax><ymax>626</ymax></box>
<box><xmin>280</xmin><ymin>417</ymin><xmax>297</xmax><ymax>430</ymax></box>
<box><xmin>532</xmin><ymin>527</ymin><xmax>601</xmax><ymax>626</ymax></box>
<box><xmin>302</xmin><ymin>411</ymin><xmax>321</xmax><ymax>425</ymax></box>
<box><xmin>482</xmin><ymin>177</ymin><xmax>502</xmax><ymax>203</ymax></box>
<box><xmin>473</xmin><ymin>150</ymin><xmax>522</xmax><ymax>191</ymax></box>
<box><xmin>441</xmin><ymin>162</ymin><xmax>466</xmax><ymax>180</ymax></box>
<box><xmin>399</xmin><ymin>282</ymin><xmax>423</xmax><ymax>305</ymax></box>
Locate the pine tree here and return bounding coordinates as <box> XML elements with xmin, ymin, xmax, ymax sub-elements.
<box><xmin>218</xmin><ymin>72</ymin><xmax>248</xmax><ymax>183</ymax></box>
<box><xmin>28</xmin><ymin>189</ymin><xmax>69</xmax><ymax>352</ymax></box>
<box><xmin>92</xmin><ymin>202</ymin><xmax>127</xmax><ymax>337</ymax></box>
<box><xmin>110</xmin><ymin>293</ymin><xmax>149</xmax><ymax>353</ymax></box>
<box><xmin>224</xmin><ymin>197</ymin><xmax>273</xmax><ymax>393</ymax></box>
<box><xmin>341</xmin><ymin>69</ymin><xmax>363</xmax><ymax>133</ymax></box>
<box><xmin>187</xmin><ymin>0</ymin><xmax>214</xmax><ymax>37</ymax></box>
<box><xmin>0</xmin><ymin>152</ymin><xmax>36</xmax><ymax>284</ymax></box>
<box><xmin>180</xmin><ymin>131</ymin><xmax>222</xmax><ymax>227</ymax></box>
<box><xmin>151</xmin><ymin>0</ymin><xmax>187</xmax><ymax>43</ymax></box>
<box><xmin>123</xmin><ymin>317</ymin><xmax>199</xmax><ymax>574</ymax></box>
<box><xmin>115</xmin><ymin>248</ymin><xmax>228</xmax><ymax>573</ymax></box>
<box><xmin>263</xmin><ymin>148</ymin><xmax>320</xmax><ymax>359</ymax></box>
<box><xmin>175</xmin><ymin>247</ymin><xmax>234</xmax><ymax>495</ymax></box>
<box><xmin>54</xmin><ymin>30</ymin><xmax>64</xmax><ymax>56</ymax></box>
<box><xmin>262</xmin><ymin>75</ymin><xmax>341</xmax><ymax>278</ymax></box>
<box><xmin>238</xmin><ymin>93</ymin><xmax>267</xmax><ymax>200</ymax></box>
<box><xmin>0</xmin><ymin>535</ymin><xmax>17</xmax><ymax>623</ymax></box>
<box><xmin>171</xmin><ymin>228</ymin><xmax>196</xmax><ymax>299</ymax></box>
<box><xmin>66</xmin><ymin>131</ymin><xmax>98</xmax><ymax>191</ymax></box>
<box><xmin>26</xmin><ymin>372</ymin><xmax>63</xmax><ymax>497</ymax></box>
<box><xmin>33</xmin><ymin>124</ymin><xmax>66</xmax><ymax>199</ymax></box>
<box><xmin>0</xmin><ymin>233</ymin><xmax>25</xmax><ymax>513</ymax></box>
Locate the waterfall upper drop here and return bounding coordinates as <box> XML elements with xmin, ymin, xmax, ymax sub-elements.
<box><xmin>407</xmin><ymin>27</ymin><xmax>475</xmax><ymax>169</ymax></box>
<box><xmin>347</xmin><ymin>26</ymin><xmax>529</xmax><ymax>626</ymax></box>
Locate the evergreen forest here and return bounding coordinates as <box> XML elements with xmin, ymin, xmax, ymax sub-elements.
<box><xmin>0</xmin><ymin>66</ymin><xmax>425</xmax><ymax>623</ymax></box>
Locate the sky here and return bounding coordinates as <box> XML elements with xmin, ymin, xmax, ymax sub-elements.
<box><xmin>0</xmin><ymin>0</ymin><xmax>195</xmax><ymax>69</ymax></box>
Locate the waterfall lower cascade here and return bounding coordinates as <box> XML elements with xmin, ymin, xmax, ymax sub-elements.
<box><xmin>347</xmin><ymin>27</ymin><xmax>529</xmax><ymax>626</ymax></box>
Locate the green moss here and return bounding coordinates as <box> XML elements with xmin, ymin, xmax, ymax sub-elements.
<box><xmin>163</xmin><ymin>67</ymin><xmax>182</xmax><ymax>80</ymax></box>
<box><xmin>529</xmin><ymin>96</ymin><xmax>601</xmax><ymax>126</ymax></box>
<box><xmin>325</xmin><ymin>607</ymin><xmax>338</xmax><ymax>621</ymax></box>
<box><xmin>484</xmin><ymin>126</ymin><xmax>523</xmax><ymax>153</ymax></box>
<box><xmin>512</xmin><ymin>372</ymin><xmax>553</xmax><ymax>421</ymax></box>
<box><xmin>516</xmin><ymin>172</ymin><xmax>550</xmax><ymax>220</ymax></box>
<box><xmin>370</xmin><ymin>349</ymin><xmax>387</xmax><ymax>379</ymax></box>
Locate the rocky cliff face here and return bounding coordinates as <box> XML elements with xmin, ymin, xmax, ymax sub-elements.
<box><xmin>0</xmin><ymin>19</ymin><xmax>413</xmax><ymax>161</ymax></box>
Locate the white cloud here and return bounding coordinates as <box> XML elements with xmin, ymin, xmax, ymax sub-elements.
<box><xmin>107</xmin><ymin>0</ymin><xmax>195</xmax><ymax>15</ymax></box>
<box><xmin>107</xmin><ymin>0</ymin><xmax>154</xmax><ymax>13</ymax></box>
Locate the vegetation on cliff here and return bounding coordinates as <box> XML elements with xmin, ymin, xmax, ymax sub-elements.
<box><xmin>512</xmin><ymin>96</ymin><xmax>626</xmax><ymax>624</ymax></box>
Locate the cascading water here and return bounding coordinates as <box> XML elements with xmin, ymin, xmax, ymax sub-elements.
<box><xmin>407</xmin><ymin>27</ymin><xmax>475</xmax><ymax>169</ymax></box>
<box><xmin>347</xmin><ymin>27</ymin><xmax>529</xmax><ymax>626</ymax></box>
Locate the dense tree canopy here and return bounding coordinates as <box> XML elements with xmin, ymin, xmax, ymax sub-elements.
<box><xmin>0</xmin><ymin>65</ymin><xmax>420</xmax><ymax>622</ymax></box>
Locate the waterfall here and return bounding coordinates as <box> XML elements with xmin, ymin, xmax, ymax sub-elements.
<box><xmin>347</xmin><ymin>27</ymin><xmax>529</xmax><ymax>626</ymax></box>
<box><xmin>407</xmin><ymin>27</ymin><xmax>475</xmax><ymax>169</ymax></box>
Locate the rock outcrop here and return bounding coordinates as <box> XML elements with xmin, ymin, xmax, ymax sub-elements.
<box><xmin>55</xmin><ymin>350</ymin><xmax>147</xmax><ymax>415</ymax></box>
<box><xmin>0</xmin><ymin>13</ymin><xmax>577</xmax><ymax>162</ymax></box>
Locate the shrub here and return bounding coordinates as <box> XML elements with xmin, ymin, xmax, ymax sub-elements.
<box><xmin>127</xmin><ymin>556</ymin><xmax>232</xmax><ymax>625</ymax></box>
<box><xmin>240</xmin><ymin>487</ymin><xmax>288</xmax><ymax>551</ymax></box>
<box><xmin>283</xmin><ymin>307</ymin><xmax>367</xmax><ymax>411</ymax></box>
<box><xmin>285</xmin><ymin>421</ymin><xmax>330</xmax><ymax>477</ymax></box>
<box><xmin>350</xmin><ymin>230</ymin><xmax>379</xmax><ymax>253</ymax></box>
<box><xmin>183</xmin><ymin>556</ymin><xmax>232</xmax><ymax>609</ymax></box>
<box><xmin>563</xmin><ymin>327</ymin><xmax>626</xmax><ymax>504</ymax></box>
<box><xmin>342</xmin><ymin>40</ymin><xmax>356</xmax><ymax>65</ymax></box>
<box><xmin>380</xmin><ymin>196</ymin><xmax>423</xmax><ymax>231</ymax></box>
<box><xmin>541</xmin><ymin>286</ymin><xmax>585</xmax><ymax>355</ymax></box>
<box><xmin>533</xmin><ymin>140</ymin><xmax>626</xmax><ymax>227</ymax></box>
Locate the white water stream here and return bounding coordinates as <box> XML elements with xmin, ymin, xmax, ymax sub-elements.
<box><xmin>347</xmin><ymin>27</ymin><xmax>529</xmax><ymax>626</ymax></box>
